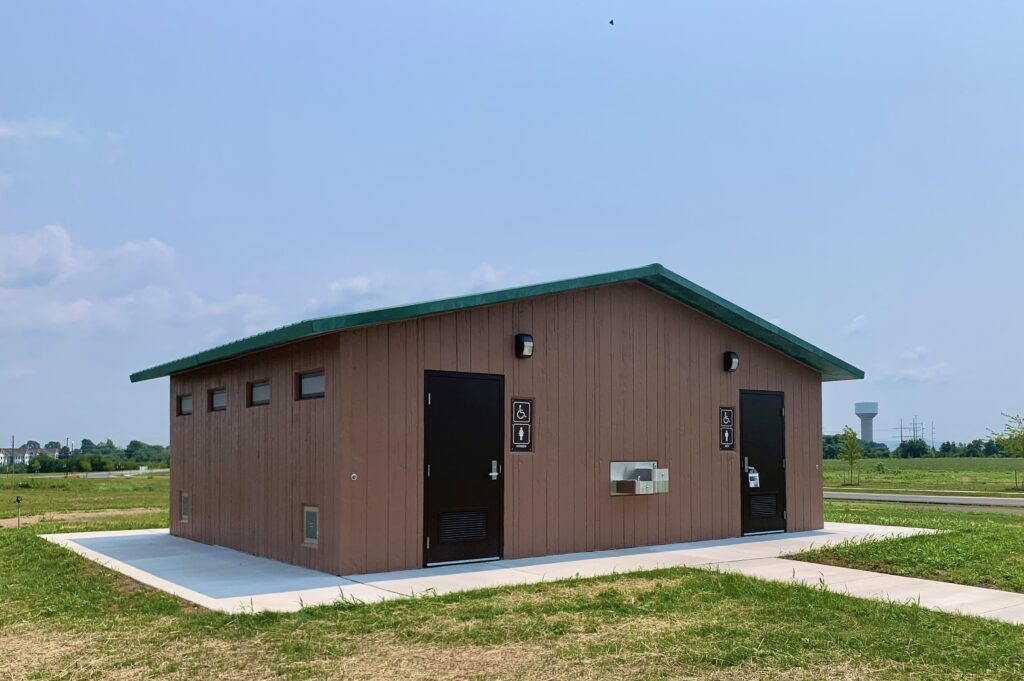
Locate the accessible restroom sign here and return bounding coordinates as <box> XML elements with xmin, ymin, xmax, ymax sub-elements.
<box><xmin>720</xmin><ymin>407</ymin><xmax>735</xmax><ymax>450</ymax></box>
<box><xmin>511</xmin><ymin>398</ymin><xmax>533</xmax><ymax>452</ymax></box>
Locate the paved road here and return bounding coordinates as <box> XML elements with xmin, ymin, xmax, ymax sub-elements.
<box><xmin>826</xmin><ymin>491</ymin><xmax>1024</xmax><ymax>507</ymax></box>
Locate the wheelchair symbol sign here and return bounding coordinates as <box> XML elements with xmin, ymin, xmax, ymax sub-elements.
<box><xmin>511</xmin><ymin>399</ymin><xmax>533</xmax><ymax>451</ymax></box>
<box><xmin>720</xmin><ymin>408</ymin><xmax>734</xmax><ymax>427</ymax></box>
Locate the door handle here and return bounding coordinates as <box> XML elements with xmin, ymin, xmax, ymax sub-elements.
<box><xmin>489</xmin><ymin>460</ymin><xmax>499</xmax><ymax>481</ymax></box>
<box><xmin>743</xmin><ymin>457</ymin><xmax>748</xmax><ymax>472</ymax></box>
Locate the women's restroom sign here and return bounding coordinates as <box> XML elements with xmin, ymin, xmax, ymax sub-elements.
<box><xmin>511</xmin><ymin>399</ymin><xmax>533</xmax><ymax>452</ymax></box>
<box><xmin>720</xmin><ymin>407</ymin><xmax>735</xmax><ymax>450</ymax></box>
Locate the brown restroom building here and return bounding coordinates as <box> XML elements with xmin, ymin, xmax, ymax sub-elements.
<box><xmin>131</xmin><ymin>264</ymin><xmax>862</xmax><ymax>576</ymax></box>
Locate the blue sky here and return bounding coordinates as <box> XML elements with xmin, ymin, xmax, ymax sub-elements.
<box><xmin>1</xmin><ymin>2</ymin><xmax>1021</xmax><ymax>448</ymax></box>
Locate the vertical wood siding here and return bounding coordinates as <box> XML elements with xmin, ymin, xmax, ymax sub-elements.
<box><xmin>170</xmin><ymin>282</ymin><xmax>824</xmax><ymax>575</ymax></box>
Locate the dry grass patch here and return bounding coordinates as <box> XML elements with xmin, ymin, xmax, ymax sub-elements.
<box><xmin>0</xmin><ymin>507</ymin><xmax>165</xmax><ymax>530</ymax></box>
<box><xmin>0</xmin><ymin>624</ymin><xmax>92</xmax><ymax>681</ymax></box>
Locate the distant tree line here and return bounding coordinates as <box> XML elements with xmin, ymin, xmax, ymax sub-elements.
<box><xmin>823</xmin><ymin>413</ymin><xmax>1024</xmax><ymax>460</ymax></box>
<box><xmin>0</xmin><ymin>437</ymin><xmax>169</xmax><ymax>474</ymax></box>
<box><xmin>823</xmin><ymin>435</ymin><xmax>1010</xmax><ymax>459</ymax></box>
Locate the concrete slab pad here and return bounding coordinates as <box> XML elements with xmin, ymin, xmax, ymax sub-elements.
<box><xmin>73</xmin><ymin>533</ymin><xmax>355</xmax><ymax>598</ymax></box>
<box><xmin>42</xmin><ymin>521</ymin><xmax>1018</xmax><ymax>625</ymax></box>
<box><xmin>349</xmin><ymin>563</ymin><xmax>543</xmax><ymax>597</ymax></box>
<box><xmin>982</xmin><ymin>603</ymin><xmax>1024</xmax><ymax>625</ymax></box>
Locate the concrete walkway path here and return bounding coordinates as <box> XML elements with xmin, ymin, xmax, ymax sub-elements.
<box><xmin>41</xmin><ymin>522</ymin><xmax>1024</xmax><ymax>623</ymax></box>
<box><xmin>826</xmin><ymin>491</ymin><xmax>1024</xmax><ymax>507</ymax></box>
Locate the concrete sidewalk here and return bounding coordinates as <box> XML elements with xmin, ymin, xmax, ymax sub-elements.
<box><xmin>41</xmin><ymin>522</ymin><xmax>1024</xmax><ymax>623</ymax></box>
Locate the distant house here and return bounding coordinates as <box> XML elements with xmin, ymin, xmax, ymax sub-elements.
<box><xmin>0</xmin><ymin>447</ymin><xmax>61</xmax><ymax>466</ymax></box>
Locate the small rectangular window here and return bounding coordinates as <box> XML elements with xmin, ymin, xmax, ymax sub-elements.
<box><xmin>298</xmin><ymin>371</ymin><xmax>325</xmax><ymax>400</ymax></box>
<box><xmin>303</xmin><ymin>506</ymin><xmax>319</xmax><ymax>546</ymax></box>
<box><xmin>180</xmin><ymin>492</ymin><xmax>190</xmax><ymax>522</ymax></box>
<box><xmin>249</xmin><ymin>381</ymin><xmax>270</xmax><ymax>407</ymax></box>
<box><xmin>210</xmin><ymin>388</ymin><xmax>228</xmax><ymax>412</ymax></box>
<box><xmin>178</xmin><ymin>395</ymin><xmax>193</xmax><ymax>416</ymax></box>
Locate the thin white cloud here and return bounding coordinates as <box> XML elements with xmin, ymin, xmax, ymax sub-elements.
<box><xmin>0</xmin><ymin>366</ymin><xmax>33</xmax><ymax>379</ymax></box>
<box><xmin>842</xmin><ymin>314</ymin><xmax>867</xmax><ymax>336</ymax></box>
<box><xmin>871</xmin><ymin>360</ymin><xmax>952</xmax><ymax>384</ymax></box>
<box><xmin>306</xmin><ymin>262</ymin><xmax>541</xmax><ymax>314</ymax></box>
<box><xmin>306</xmin><ymin>275</ymin><xmax>383</xmax><ymax>312</ymax></box>
<box><xmin>900</xmin><ymin>345</ymin><xmax>930</xmax><ymax>361</ymax></box>
<box><xmin>468</xmin><ymin>263</ymin><xmax>513</xmax><ymax>290</ymax></box>
<box><xmin>203</xmin><ymin>327</ymin><xmax>226</xmax><ymax>344</ymax></box>
<box><xmin>0</xmin><ymin>226</ymin><xmax>276</xmax><ymax>335</ymax></box>
<box><xmin>0</xmin><ymin>118</ymin><xmax>76</xmax><ymax>141</ymax></box>
<box><xmin>892</xmin><ymin>362</ymin><xmax>951</xmax><ymax>383</ymax></box>
<box><xmin>0</xmin><ymin>226</ymin><xmax>173</xmax><ymax>288</ymax></box>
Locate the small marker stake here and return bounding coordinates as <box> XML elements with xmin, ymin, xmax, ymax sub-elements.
<box><xmin>15</xmin><ymin>495</ymin><xmax>22</xmax><ymax>529</ymax></box>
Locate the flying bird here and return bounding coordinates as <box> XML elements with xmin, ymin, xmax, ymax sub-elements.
<box><xmin>609</xmin><ymin>19</ymin><xmax>614</xmax><ymax>26</ymax></box>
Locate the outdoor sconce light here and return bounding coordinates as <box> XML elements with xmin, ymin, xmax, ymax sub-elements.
<box><xmin>515</xmin><ymin>333</ymin><xmax>534</xmax><ymax>358</ymax></box>
<box><xmin>724</xmin><ymin>351</ymin><xmax>740</xmax><ymax>372</ymax></box>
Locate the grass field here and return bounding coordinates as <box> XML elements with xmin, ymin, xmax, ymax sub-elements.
<box><xmin>5</xmin><ymin>471</ymin><xmax>1024</xmax><ymax>678</ymax></box>
<box><xmin>799</xmin><ymin>501</ymin><xmax>1024</xmax><ymax>594</ymax></box>
<box><xmin>3</xmin><ymin>514</ymin><xmax>1024</xmax><ymax>680</ymax></box>
<box><xmin>823</xmin><ymin>457</ymin><xmax>1024</xmax><ymax>494</ymax></box>
<box><xmin>0</xmin><ymin>473</ymin><xmax>169</xmax><ymax>519</ymax></box>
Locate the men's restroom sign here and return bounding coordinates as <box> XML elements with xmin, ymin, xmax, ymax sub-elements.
<box><xmin>720</xmin><ymin>407</ymin><xmax>735</xmax><ymax>451</ymax></box>
<box><xmin>511</xmin><ymin>398</ymin><xmax>533</xmax><ymax>452</ymax></box>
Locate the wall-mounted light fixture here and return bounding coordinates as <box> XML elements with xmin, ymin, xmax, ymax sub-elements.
<box><xmin>515</xmin><ymin>333</ymin><xmax>534</xmax><ymax>358</ymax></box>
<box><xmin>723</xmin><ymin>351</ymin><xmax>740</xmax><ymax>372</ymax></box>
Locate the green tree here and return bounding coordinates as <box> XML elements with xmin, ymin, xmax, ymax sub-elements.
<box><xmin>44</xmin><ymin>441</ymin><xmax>61</xmax><ymax>450</ymax></box>
<box><xmin>992</xmin><ymin>414</ymin><xmax>1024</xmax><ymax>458</ymax></box>
<box><xmin>79</xmin><ymin>438</ymin><xmax>96</xmax><ymax>455</ymax></box>
<box><xmin>964</xmin><ymin>439</ymin><xmax>985</xmax><ymax>457</ymax></box>
<box><xmin>838</xmin><ymin>426</ymin><xmax>863</xmax><ymax>484</ymax></box>
<box><xmin>895</xmin><ymin>438</ymin><xmax>932</xmax><ymax>458</ymax></box>
<box><xmin>938</xmin><ymin>441</ymin><xmax>958</xmax><ymax>457</ymax></box>
<box><xmin>863</xmin><ymin>441</ymin><xmax>891</xmax><ymax>458</ymax></box>
<box><xmin>21</xmin><ymin>440</ymin><xmax>41</xmax><ymax>450</ymax></box>
<box><xmin>822</xmin><ymin>434</ymin><xmax>841</xmax><ymax>460</ymax></box>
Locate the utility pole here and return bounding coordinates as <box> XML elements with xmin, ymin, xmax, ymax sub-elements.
<box><xmin>900</xmin><ymin>419</ymin><xmax>904</xmax><ymax>444</ymax></box>
<box><xmin>931</xmin><ymin>422</ymin><xmax>935</xmax><ymax>450</ymax></box>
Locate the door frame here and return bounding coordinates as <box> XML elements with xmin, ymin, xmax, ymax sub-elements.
<box><xmin>422</xmin><ymin>369</ymin><xmax>505</xmax><ymax>567</ymax></box>
<box><xmin>739</xmin><ymin>389</ymin><xmax>787</xmax><ymax>535</ymax></box>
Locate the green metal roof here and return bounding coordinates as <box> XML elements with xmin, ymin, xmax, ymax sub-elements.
<box><xmin>130</xmin><ymin>264</ymin><xmax>863</xmax><ymax>383</ymax></box>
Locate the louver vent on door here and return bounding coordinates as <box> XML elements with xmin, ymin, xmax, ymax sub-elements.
<box><xmin>750</xmin><ymin>494</ymin><xmax>777</xmax><ymax>518</ymax></box>
<box><xmin>439</xmin><ymin>511</ymin><xmax>488</xmax><ymax>542</ymax></box>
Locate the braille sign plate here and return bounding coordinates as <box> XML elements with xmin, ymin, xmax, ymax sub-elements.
<box><xmin>511</xmin><ymin>398</ymin><xmax>533</xmax><ymax>452</ymax></box>
<box><xmin>720</xmin><ymin>407</ymin><xmax>735</xmax><ymax>451</ymax></box>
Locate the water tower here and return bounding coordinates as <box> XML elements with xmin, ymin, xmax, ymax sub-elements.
<box><xmin>854</xmin><ymin>402</ymin><xmax>879</xmax><ymax>443</ymax></box>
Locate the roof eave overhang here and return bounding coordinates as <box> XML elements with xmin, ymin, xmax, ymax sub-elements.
<box><xmin>130</xmin><ymin>264</ymin><xmax>864</xmax><ymax>383</ymax></box>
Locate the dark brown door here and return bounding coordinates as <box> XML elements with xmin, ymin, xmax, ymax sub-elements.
<box><xmin>740</xmin><ymin>391</ymin><xmax>787</xmax><ymax>534</ymax></box>
<box><xmin>424</xmin><ymin>371</ymin><xmax>503</xmax><ymax>566</ymax></box>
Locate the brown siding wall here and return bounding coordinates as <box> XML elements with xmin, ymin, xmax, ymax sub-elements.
<box><xmin>170</xmin><ymin>335</ymin><xmax>344</xmax><ymax>573</ymax></box>
<box><xmin>170</xmin><ymin>282</ymin><xmax>823</xmax><ymax>575</ymax></box>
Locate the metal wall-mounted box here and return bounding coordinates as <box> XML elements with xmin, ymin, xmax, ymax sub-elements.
<box><xmin>653</xmin><ymin>467</ymin><xmax>669</xmax><ymax>494</ymax></box>
<box><xmin>610</xmin><ymin>461</ymin><xmax>669</xmax><ymax>496</ymax></box>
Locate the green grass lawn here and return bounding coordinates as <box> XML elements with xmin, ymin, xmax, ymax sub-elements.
<box><xmin>0</xmin><ymin>473</ymin><xmax>168</xmax><ymax>519</ymax></box>
<box><xmin>798</xmin><ymin>501</ymin><xmax>1024</xmax><ymax>594</ymax></box>
<box><xmin>2</xmin><ymin>514</ymin><xmax>1023</xmax><ymax>680</ymax></box>
<box><xmin>823</xmin><ymin>457</ymin><xmax>1024</xmax><ymax>494</ymax></box>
